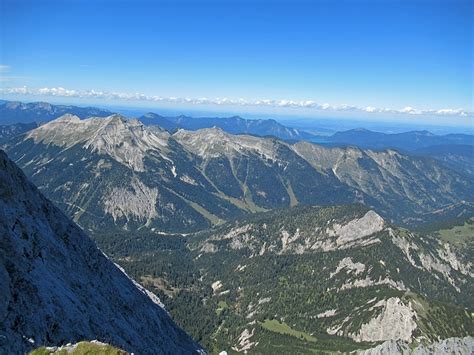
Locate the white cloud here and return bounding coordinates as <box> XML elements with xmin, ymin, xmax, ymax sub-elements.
<box><xmin>0</xmin><ymin>85</ymin><xmax>471</xmax><ymax>118</ymax></box>
<box><xmin>2</xmin><ymin>86</ymin><xmax>28</xmax><ymax>94</ymax></box>
<box><xmin>38</xmin><ymin>87</ymin><xmax>78</xmax><ymax>96</ymax></box>
<box><xmin>401</xmin><ymin>106</ymin><xmax>418</xmax><ymax>114</ymax></box>
<box><xmin>434</xmin><ymin>108</ymin><xmax>467</xmax><ymax>116</ymax></box>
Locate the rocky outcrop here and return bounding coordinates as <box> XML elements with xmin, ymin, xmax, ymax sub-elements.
<box><xmin>328</xmin><ymin>210</ymin><xmax>385</xmax><ymax>246</ymax></box>
<box><xmin>103</xmin><ymin>177</ymin><xmax>159</xmax><ymax>224</ymax></box>
<box><xmin>199</xmin><ymin>209</ymin><xmax>386</xmax><ymax>254</ymax></box>
<box><xmin>350</xmin><ymin>298</ymin><xmax>417</xmax><ymax>342</ymax></box>
<box><xmin>357</xmin><ymin>336</ymin><xmax>474</xmax><ymax>354</ymax></box>
<box><xmin>174</xmin><ymin>127</ymin><xmax>278</xmax><ymax>161</ymax></box>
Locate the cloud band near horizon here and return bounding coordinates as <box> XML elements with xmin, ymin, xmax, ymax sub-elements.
<box><xmin>0</xmin><ymin>86</ymin><xmax>471</xmax><ymax>118</ymax></box>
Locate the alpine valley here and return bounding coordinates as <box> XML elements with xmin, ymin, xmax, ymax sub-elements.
<box><xmin>0</xmin><ymin>106</ymin><xmax>473</xmax><ymax>354</ymax></box>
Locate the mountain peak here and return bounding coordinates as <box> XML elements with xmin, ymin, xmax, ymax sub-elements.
<box><xmin>54</xmin><ymin>113</ymin><xmax>82</xmax><ymax>123</ymax></box>
<box><xmin>173</xmin><ymin>127</ymin><xmax>279</xmax><ymax>160</ymax></box>
<box><xmin>142</xmin><ymin>112</ymin><xmax>165</xmax><ymax>119</ymax></box>
<box><xmin>26</xmin><ymin>115</ymin><xmax>170</xmax><ymax>171</ymax></box>
<box><xmin>411</xmin><ymin>130</ymin><xmax>434</xmax><ymax>136</ymax></box>
<box><xmin>34</xmin><ymin>102</ymin><xmax>54</xmax><ymax>111</ymax></box>
<box><xmin>5</xmin><ymin>101</ymin><xmax>24</xmax><ymax>109</ymax></box>
<box><xmin>105</xmin><ymin>113</ymin><xmax>127</xmax><ymax>123</ymax></box>
<box><xmin>174</xmin><ymin>126</ymin><xmax>229</xmax><ymax>139</ymax></box>
<box><xmin>207</xmin><ymin>125</ymin><xmax>228</xmax><ymax>134</ymax></box>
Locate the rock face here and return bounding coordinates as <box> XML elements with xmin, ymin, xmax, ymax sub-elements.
<box><xmin>328</xmin><ymin>210</ymin><xmax>385</xmax><ymax>247</ymax></box>
<box><xmin>350</xmin><ymin>297</ymin><xmax>417</xmax><ymax>342</ymax></box>
<box><xmin>0</xmin><ymin>150</ymin><xmax>202</xmax><ymax>354</ymax></box>
<box><xmin>357</xmin><ymin>336</ymin><xmax>474</xmax><ymax>355</ymax></box>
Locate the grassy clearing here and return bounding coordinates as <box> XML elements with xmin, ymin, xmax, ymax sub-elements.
<box><xmin>436</xmin><ymin>217</ymin><xmax>474</xmax><ymax>246</ymax></box>
<box><xmin>216</xmin><ymin>300</ymin><xmax>228</xmax><ymax>315</ymax></box>
<box><xmin>261</xmin><ymin>319</ymin><xmax>317</xmax><ymax>342</ymax></box>
<box><xmin>253</xmin><ymin>325</ymin><xmax>372</xmax><ymax>354</ymax></box>
<box><xmin>140</xmin><ymin>275</ymin><xmax>179</xmax><ymax>298</ymax></box>
<box><xmin>30</xmin><ymin>341</ymin><xmax>127</xmax><ymax>355</ymax></box>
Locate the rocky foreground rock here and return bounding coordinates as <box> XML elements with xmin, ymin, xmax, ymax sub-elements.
<box><xmin>0</xmin><ymin>150</ymin><xmax>203</xmax><ymax>354</ymax></box>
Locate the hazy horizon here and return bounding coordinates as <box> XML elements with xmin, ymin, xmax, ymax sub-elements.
<box><xmin>2</xmin><ymin>96</ymin><xmax>473</xmax><ymax>135</ymax></box>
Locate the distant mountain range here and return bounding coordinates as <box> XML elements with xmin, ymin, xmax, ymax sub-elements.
<box><xmin>0</xmin><ymin>150</ymin><xmax>202</xmax><ymax>354</ymax></box>
<box><xmin>139</xmin><ymin>112</ymin><xmax>318</xmax><ymax>141</ymax></box>
<box><xmin>0</xmin><ymin>100</ymin><xmax>112</xmax><ymax>124</ymax></box>
<box><xmin>1</xmin><ymin>100</ymin><xmax>472</xmax><ymax>153</ymax></box>
<box><xmin>323</xmin><ymin>128</ymin><xmax>474</xmax><ymax>151</ymax></box>
<box><xmin>321</xmin><ymin>130</ymin><xmax>473</xmax><ymax>177</ymax></box>
<box><xmin>3</xmin><ymin>114</ymin><xmax>473</xmax><ymax>236</ymax></box>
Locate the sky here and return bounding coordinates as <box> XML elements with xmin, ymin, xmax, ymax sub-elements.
<box><xmin>0</xmin><ymin>0</ymin><xmax>473</xmax><ymax>126</ymax></box>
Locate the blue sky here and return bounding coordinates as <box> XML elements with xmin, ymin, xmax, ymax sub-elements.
<box><xmin>0</xmin><ymin>0</ymin><xmax>472</xmax><ymax>125</ymax></box>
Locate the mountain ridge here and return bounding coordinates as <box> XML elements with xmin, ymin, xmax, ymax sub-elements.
<box><xmin>1</xmin><ymin>99</ymin><xmax>472</xmax><ymax>154</ymax></box>
<box><xmin>4</xmin><ymin>114</ymin><xmax>473</xmax><ymax>235</ymax></box>
<box><xmin>325</xmin><ymin>128</ymin><xmax>473</xmax><ymax>151</ymax></box>
<box><xmin>139</xmin><ymin>112</ymin><xmax>316</xmax><ymax>141</ymax></box>
<box><xmin>0</xmin><ymin>101</ymin><xmax>112</xmax><ymax>124</ymax></box>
